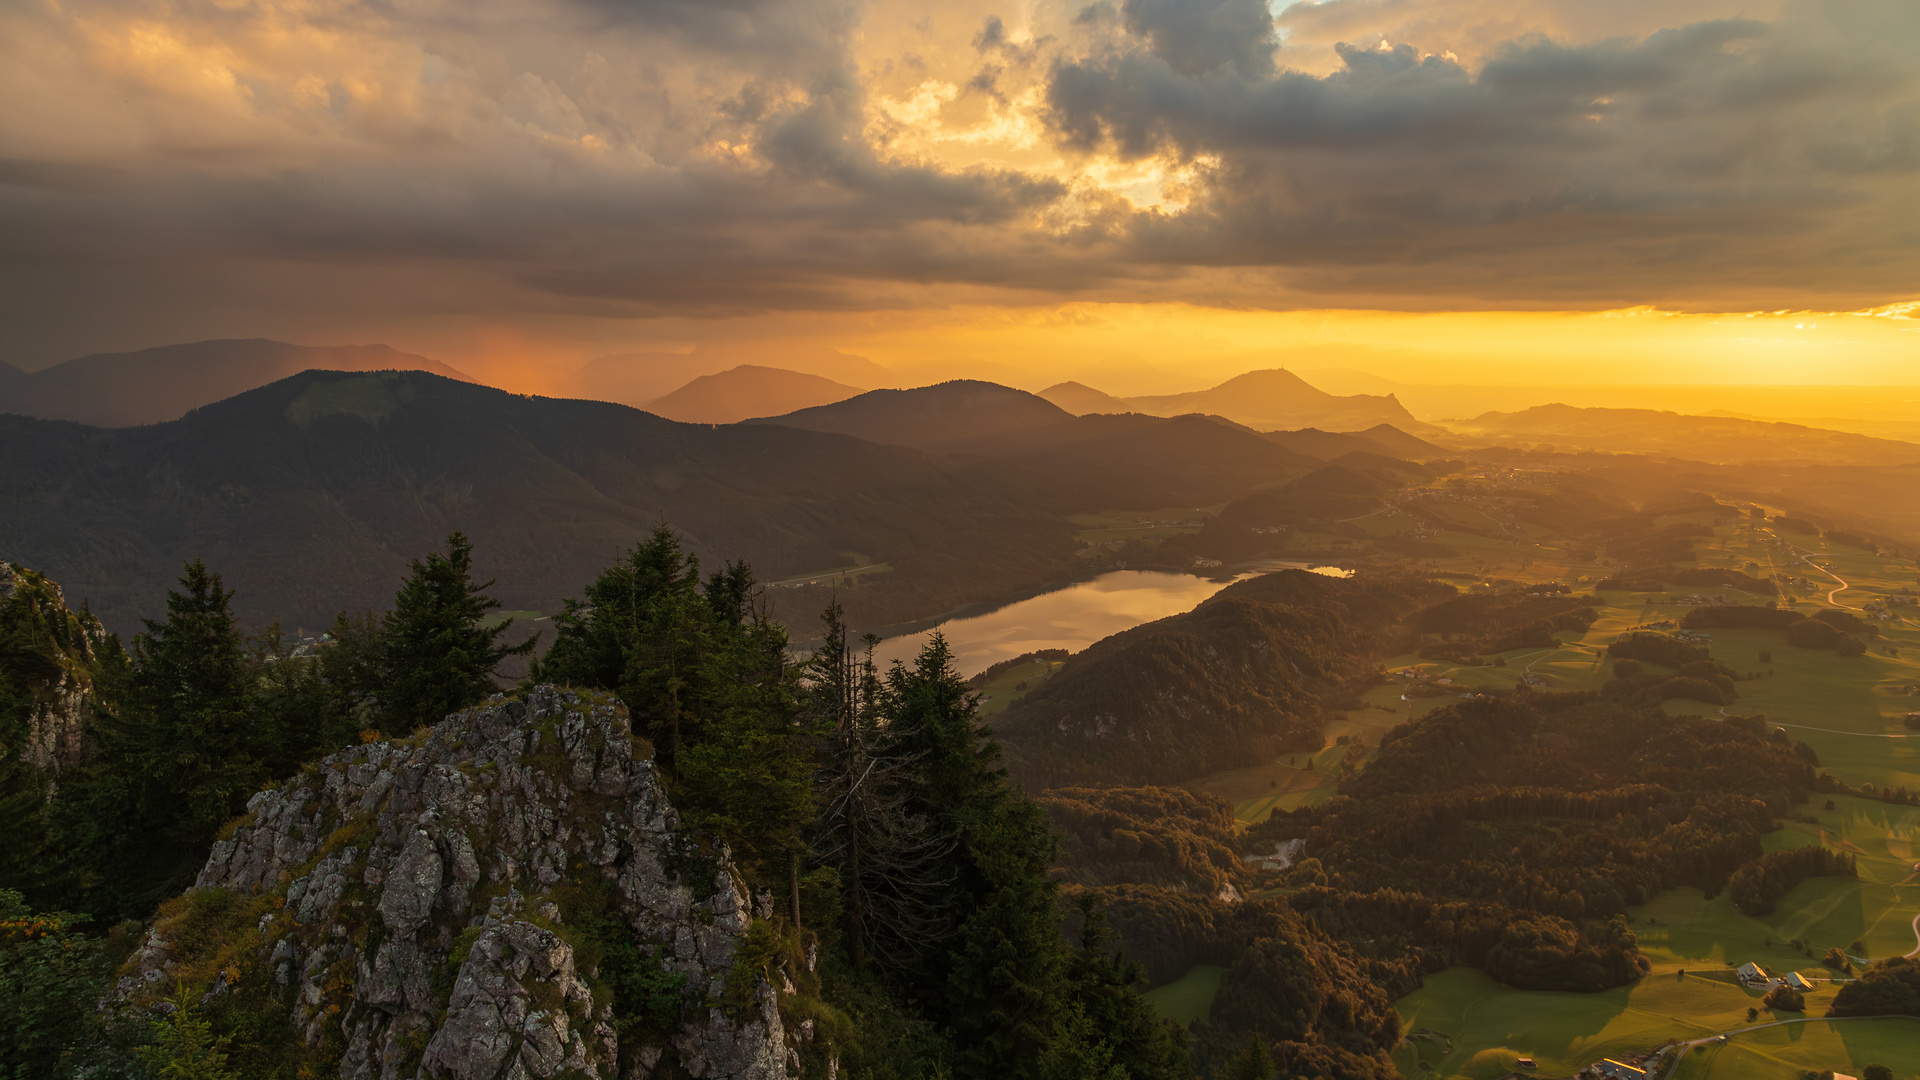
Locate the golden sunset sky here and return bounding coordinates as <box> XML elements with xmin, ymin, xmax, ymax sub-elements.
<box><xmin>2</xmin><ymin>0</ymin><xmax>1916</xmax><ymax>391</ymax></box>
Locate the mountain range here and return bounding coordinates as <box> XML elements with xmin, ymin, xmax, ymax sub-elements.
<box><xmin>1038</xmin><ymin>368</ymin><xmax>1430</xmax><ymax>433</ymax></box>
<box><xmin>0</xmin><ymin>370</ymin><xmax>1077</xmax><ymax>635</ymax></box>
<box><xmin>0</xmin><ymin>365</ymin><xmax>1460</xmax><ymax>635</ymax></box>
<box><xmin>0</xmin><ymin>339</ymin><xmax>472</xmax><ymax>427</ymax></box>
<box><xmin>1451</xmin><ymin>404</ymin><xmax>1920</xmax><ymax>466</ymax></box>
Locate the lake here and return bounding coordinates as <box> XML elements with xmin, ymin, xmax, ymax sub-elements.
<box><xmin>873</xmin><ymin>564</ymin><xmax>1346</xmax><ymax>677</ymax></box>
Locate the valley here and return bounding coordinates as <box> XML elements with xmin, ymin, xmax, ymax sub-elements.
<box><xmin>7</xmin><ymin>360</ymin><xmax>1920</xmax><ymax>1080</ymax></box>
<box><xmin>11</xmin><ymin>2</ymin><xmax>1920</xmax><ymax>1075</ymax></box>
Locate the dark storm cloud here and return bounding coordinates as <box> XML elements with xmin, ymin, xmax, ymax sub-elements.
<box><xmin>0</xmin><ymin>0</ymin><xmax>1916</xmax><ymax>361</ymax></box>
<box><xmin>1045</xmin><ymin>1</ymin><xmax>1920</xmax><ymax>303</ymax></box>
<box><xmin>1120</xmin><ymin>0</ymin><xmax>1277</xmax><ymax>78</ymax></box>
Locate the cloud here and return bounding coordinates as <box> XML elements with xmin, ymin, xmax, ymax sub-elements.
<box><xmin>0</xmin><ymin>0</ymin><xmax>1915</xmax><ymax>361</ymax></box>
<box><xmin>1046</xmin><ymin>2</ymin><xmax>1920</xmax><ymax>303</ymax></box>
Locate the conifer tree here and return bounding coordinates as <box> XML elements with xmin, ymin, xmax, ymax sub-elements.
<box><xmin>1061</xmin><ymin>896</ymin><xmax>1190</xmax><ymax>1080</ymax></box>
<box><xmin>64</xmin><ymin>561</ymin><xmax>258</xmax><ymax>917</ymax></box>
<box><xmin>535</xmin><ymin>527</ymin><xmax>814</xmax><ymax>889</ymax></box>
<box><xmin>533</xmin><ymin>525</ymin><xmax>714</xmax><ymax>769</ymax></box>
<box><xmin>1221</xmin><ymin>1036</ymin><xmax>1276</xmax><ymax>1080</ymax></box>
<box><xmin>809</xmin><ymin>604</ymin><xmax>955</xmax><ymax>972</ymax></box>
<box><xmin>379</xmin><ymin>532</ymin><xmax>533</xmax><ymax>731</ymax></box>
<box><xmin>878</xmin><ymin>635</ymin><xmax>1065</xmax><ymax>1080</ymax></box>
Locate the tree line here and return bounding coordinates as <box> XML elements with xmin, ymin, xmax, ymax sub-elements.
<box><xmin>1</xmin><ymin>527</ymin><xmax>1189</xmax><ymax>1079</ymax></box>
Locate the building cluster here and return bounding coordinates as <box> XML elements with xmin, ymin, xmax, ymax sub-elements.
<box><xmin>1737</xmin><ymin>961</ymin><xmax>1813</xmax><ymax>992</ymax></box>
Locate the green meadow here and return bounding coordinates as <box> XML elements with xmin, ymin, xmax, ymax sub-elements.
<box><xmin>1188</xmin><ymin>742</ymin><xmax>1354</xmax><ymax>823</ymax></box>
<box><xmin>1394</xmin><ymin>966</ymin><xmax>1920</xmax><ymax>1080</ymax></box>
<box><xmin>1669</xmin><ymin>1019</ymin><xmax>1920</xmax><ymax>1079</ymax></box>
<box><xmin>971</xmin><ymin>657</ymin><xmax>1061</xmax><ymax>716</ymax></box>
<box><xmin>1141</xmin><ymin>965</ymin><xmax>1225</xmax><ymax>1027</ymax></box>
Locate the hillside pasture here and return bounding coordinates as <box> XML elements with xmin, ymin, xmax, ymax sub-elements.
<box><xmin>1670</xmin><ymin>1018</ymin><xmax>1920</xmax><ymax>1080</ymax></box>
<box><xmin>1141</xmin><ymin>964</ymin><xmax>1224</xmax><ymax>1027</ymax></box>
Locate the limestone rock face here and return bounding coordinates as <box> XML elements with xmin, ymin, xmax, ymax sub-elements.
<box><xmin>140</xmin><ymin>686</ymin><xmax>788</xmax><ymax>1080</ymax></box>
<box><xmin>0</xmin><ymin>561</ymin><xmax>114</xmax><ymax>781</ymax></box>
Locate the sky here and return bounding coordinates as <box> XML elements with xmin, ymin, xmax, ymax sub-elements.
<box><xmin>2</xmin><ymin>0</ymin><xmax>1917</xmax><ymax>389</ymax></box>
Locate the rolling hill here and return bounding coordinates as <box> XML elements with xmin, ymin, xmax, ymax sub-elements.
<box><xmin>1120</xmin><ymin>369</ymin><xmax>1429</xmax><ymax>433</ymax></box>
<box><xmin>1263</xmin><ymin>424</ymin><xmax>1446</xmax><ymax>462</ymax></box>
<box><xmin>1038</xmin><ymin>381</ymin><xmax>1135</xmax><ymax>415</ymax></box>
<box><xmin>1452</xmin><ymin>404</ymin><xmax>1920</xmax><ymax>466</ymax></box>
<box><xmin>997</xmin><ymin>570</ymin><xmax>1449</xmax><ymax>788</ymax></box>
<box><xmin>0</xmin><ymin>370</ymin><xmax>1074</xmax><ymax>635</ymax></box>
<box><xmin>744</xmin><ymin>380</ymin><xmax>1083</xmax><ymax>455</ymax></box>
<box><xmin>644</xmin><ymin>365</ymin><xmax>865</xmax><ymax>424</ymax></box>
<box><xmin>0</xmin><ymin>339</ymin><xmax>474</xmax><ymax>427</ymax></box>
<box><xmin>574</xmin><ymin>343</ymin><xmax>892</xmax><ymax>406</ymax></box>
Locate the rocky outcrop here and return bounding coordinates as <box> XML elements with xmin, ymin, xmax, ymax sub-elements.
<box><xmin>0</xmin><ymin>561</ymin><xmax>115</xmax><ymax>783</ymax></box>
<box><xmin>126</xmin><ymin>687</ymin><xmax>792</xmax><ymax>1080</ymax></box>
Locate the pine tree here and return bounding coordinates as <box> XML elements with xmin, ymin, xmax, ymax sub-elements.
<box><xmin>535</xmin><ymin>527</ymin><xmax>815</xmax><ymax>891</ymax></box>
<box><xmin>245</xmin><ymin>622</ymin><xmax>360</xmax><ymax>776</ymax></box>
<box><xmin>878</xmin><ymin>635</ymin><xmax>1065</xmax><ymax>1080</ymax></box>
<box><xmin>1221</xmin><ymin>1036</ymin><xmax>1275</xmax><ymax>1080</ymax></box>
<box><xmin>808</xmin><ymin>604</ymin><xmax>956</xmax><ymax>973</ymax></box>
<box><xmin>61</xmin><ymin>561</ymin><xmax>259</xmax><ymax>919</ymax></box>
<box><xmin>1062</xmin><ymin>895</ymin><xmax>1190</xmax><ymax>1080</ymax></box>
<box><xmin>674</xmin><ymin>594</ymin><xmax>814</xmax><ymax>888</ymax></box>
<box><xmin>140</xmin><ymin>979</ymin><xmax>238</xmax><ymax>1080</ymax></box>
<box><xmin>532</xmin><ymin>525</ymin><xmax>714</xmax><ymax>770</ymax></box>
<box><xmin>379</xmin><ymin>532</ymin><xmax>533</xmax><ymax>731</ymax></box>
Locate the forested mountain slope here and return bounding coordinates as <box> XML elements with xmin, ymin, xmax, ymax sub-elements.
<box><xmin>997</xmin><ymin>571</ymin><xmax>1449</xmax><ymax>788</ymax></box>
<box><xmin>746</xmin><ymin>379</ymin><xmax>1083</xmax><ymax>455</ymax></box>
<box><xmin>0</xmin><ymin>369</ymin><xmax>1071</xmax><ymax>633</ymax></box>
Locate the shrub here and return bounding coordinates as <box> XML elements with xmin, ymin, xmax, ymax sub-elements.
<box><xmin>0</xmin><ymin>890</ymin><xmax>117</xmax><ymax>1076</ymax></box>
<box><xmin>1762</xmin><ymin>983</ymin><xmax>1805</xmax><ymax>1011</ymax></box>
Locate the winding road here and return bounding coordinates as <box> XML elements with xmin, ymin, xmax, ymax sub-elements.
<box><xmin>1796</xmin><ymin>548</ymin><xmax>1855</xmax><ymax>609</ymax></box>
<box><xmin>1655</xmin><ymin>1014</ymin><xmax>1916</xmax><ymax>1080</ymax></box>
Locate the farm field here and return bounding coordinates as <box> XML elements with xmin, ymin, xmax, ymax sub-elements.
<box><xmin>1187</xmin><ymin>743</ymin><xmax>1354</xmax><ymax>823</ymax></box>
<box><xmin>1141</xmin><ymin>965</ymin><xmax>1224</xmax><ymax>1027</ymax></box>
<box><xmin>1156</xmin><ymin>482</ymin><xmax>1920</xmax><ymax>1072</ymax></box>
<box><xmin>1669</xmin><ymin>1018</ymin><xmax>1920</xmax><ymax>1080</ymax></box>
<box><xmin>1070</xmin><ymin>507</ymin><xmax>1213</xmax><ymax>544</ymax></box>
<box><xmin>1394</xmin><ymin>966</ymin><xmax>1920</xmax><ymax>1080</ymax></box>
<box><xmin>1391</xmin><ymin>966</ymin><xmax>1819</xmax><ymax>1080</ymax></box>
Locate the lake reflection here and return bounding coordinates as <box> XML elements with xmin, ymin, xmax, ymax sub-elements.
<box><xmin>874</xmin><ymin>565</ymin><xmax>1353</xmax><ymax>676</ymax></box>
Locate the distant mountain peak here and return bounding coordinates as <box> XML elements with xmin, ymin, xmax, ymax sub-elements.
<box><xmin>645</xmin><ymin>364</ymin><xmax>866</xmax><ymax>424</ymax></box>
<box><xmin>1038</xmin><ymin>381</ymin><xmax>1134</xmax><ymax>416</ymax></box>
<box><xmin>0</xmin><ymin>339</ymin><xmax>473</xmax><ymax>427</ymax></box>
<box><xmin>1118</xmin><ymin>367</ymin><xmax>1427</xmax><ymax>433</ymax></box>
<box><xmin>744</xmin><ymin>379</ymin><xmax>1075</xmax><ymax>454</ymax></box>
